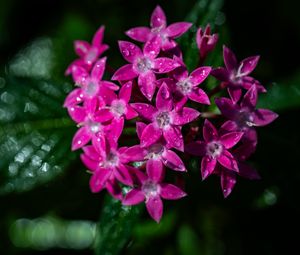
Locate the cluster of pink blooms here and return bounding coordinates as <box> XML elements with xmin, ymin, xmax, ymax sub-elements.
<box><xmin>63</xmin><ymin>6</ymin><xmax>278</xmax><ymax>222</ymax></box>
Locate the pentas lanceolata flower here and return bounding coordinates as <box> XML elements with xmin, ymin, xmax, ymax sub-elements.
<box><xmin>63</xmin><ymin>5</ymin><xmax>278</xmax><ymax>222</ymax></box>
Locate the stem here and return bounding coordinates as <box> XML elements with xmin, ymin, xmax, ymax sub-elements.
<box><xmin>200</xmin><ymin>112</ymin><xmax>221</xmax><ymax>118</ymax></box>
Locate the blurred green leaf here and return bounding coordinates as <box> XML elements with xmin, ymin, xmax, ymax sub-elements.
<box><xmin>0</xmin><ymin>37</ymin><xmax>77</xmax><ymax>194</ymax></box>
<box><xmin>258</xmin><ymin>72</ymin><xmax>300</xmax><ymax>111</ymax></box>
<box><xmin>95</xmin><ymin>194</ymin><xmax>143</xmax><ymax>255</ymax></box>
<box><xmin>177</xmin><ymin>225</ymin><xmax>201</xmax><ymax>255</ymax></box>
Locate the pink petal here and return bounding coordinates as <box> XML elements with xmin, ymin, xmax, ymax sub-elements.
<box><xmin>240</xmin><ymin>56</ymin><xmax>260</xmax><ymax>76</ymax></box>
<box><xmin>219</xmin><ymin>121</ymin><xmax>238</xmax><ymax>134</ymax></box>
<box><xmin>156</xmin><ymin>83</ymin><xmax>172</xmax><ymax>111</ymax></box>
<box><xmin>115</xmin><ymin>164</ymin><xmax>133</xmax><ymax>186</ymax></box>
<box><xmin>72</xmin><ymin>127</ymin><xmax>91</xmax><ymax>150</ymax></box>
<box><xmin>89</xmin><ymin>169</ymin><xmax>111</xmax><ymax>193</ymax></box>
<box><xmin>112</xmin><ymin>64</ymin><xmax>137</xmax><ymax>81</ymax></box>
<box><xmin>106</xmin><ymin>178</ymin><xmax>123</xmax><ymax>200</ymax></box>
<box><xmin>63</xmin><ymin>88</ymin><xmax>83</xmax><ymax>107</ymax></box>
<box><xmin>150</xmin><ymin>5</ymin><xmax>167</xmax><ymax>28</ymax></box>
<box><xmin>174</xmin><ymin>96</ymin><xmax>188</xmax><ymax>111</ymax></box>
<box><xmin>136</xmin><ymin>122</ymin><xmax>147</xmax><ymax>139</ymax></box>
<box><xmin>238</xmin><ymin>162</ymin><xmax>260</xmax><ymax>180</ymax></box>
<box><xmin>203</xmin><ymin>119</ymin><xmax>218</xmax><ymax>142</ymax></box>
<box><xmin>72</xmin><ymin>66</ymin><xmax>89</xmax><ymax>85</ymax></box>
<box><xmin>185</xmin><ymin>141</ymin><xmax>206</xmax><ymax>156</ymax></box>
<box><xmin>67</xmin><ymin>106</ymin><xmax>86</xmax><ymax>123</ymax></box>
<box><xmin>118</xmin><ymin>41</ymin><xmax>142</xmax><ymax>63</ymax></box>
<box><xmin>210</xmin><ymin>67</ymin><xmax>229</xmax><ymax>81</ymax></box>
<box><xmin>163</xmin><ymin>126</ymin><xmax>184</xmax><ymax>151</ymax></box>
<box><xmin>92</xmin><ymin>25</ymin><xmax>105</xmax><ymax>47</ymax></box>
<box><xmin>217</xmin><ymin>150</ymin><xmax>239</xmax><ymax>172</ymax></box>
<box><xmin>141</xmin><ymin>123</ymin><xmax>162</xmax><ymax>148</ymax></box>
<box><xmin>196</xmin><ymin>27</ymin><xmax>204</xmax><ymax>49</ymax></box>
<box><xmin>91</xmin><ymin>57</ymin><xmax>106</xmax><ymax>81</ymax></box>
<box><xmin>82</xmin><ymin>145</ymin><xmax>100</xmax><ymax>161</ymax></box>
<box><xmin>123</xmin><ymin>145</ymin><xmax>146</xmax><ymax>161</ymax></box>
<box><xmin>119</xmin><ymin>81</ymin><xmax>132</xmax><ymax>102</ymax></box>
<box><xmin>253</xmin><ymin>109</ymin><xmax>278</xmax><ymax>126</ymax></box>
<box><xmin>137</xmin><ymin>71</ymin><xmax>156</xmax><ymax>100</ymax></box>
<box><xmin>125</xmin><ymin>27</ymin><xmax>151</xmax><ymax>42</ymax></box>
<box><xmin>125</xmin><ymin>106</ymin><xmax>138</xmax><ymax>120</ymax></box>
<box><xmin>189</xmin><ymin>66</ymin><xmax>211</xmax><ymax>85</ymax></box>
<box><xmin>172</xmin><ymin>107</ymin><xmax>200</xmax><ymax>125</ymax></box>
<box><xmin>215</xmin><ymin>97</ymin><xmax>237</xmax><ymax>120</ymax></box>
<box><xmin>80</xmin><ymin>153</ymin><xmax>98</xmax><ymax>172</ymax></box>
<box><xmin>133</xmin><ymin>168</ymin><xmax>148</xmax><ymax>185</ymax></box>
<box><xmin>146</xmin><ymin>159</ymin><xmax>164</xmax><ymax>182</ymax></box>
<box><xmin>228</xmin><ymin>87</ymin><xmax>242</xmax><ymax>103</ymax></box>
<box><xmin>146</xmin><ymin>196</ymin><xmax>163</xmax><ymax>223</ymax></box>
<box><xmin>131</xmin><ymin>103</ymin><xmax>157</xmax><ymax>121</ymax></box>
<box><xmin>74</xmin><ymin>40</ymin><xmax>90</xmax><ymax>58</ymax></box>
<box><xmin>143</xmin><ymin>36</ymin><xmax>161</xmax><ymax>59</ymax></box>
<box><xmin>188</xmin><ymin>88</ymin><xmax>210</xmax><ymax>105</ymax></box>
<box><xmin>123</xmin><ymin>189</ymin><xmax>145</xmax><ymax>205</ymax></box>
<box><xmin>220</xmin><ymin>132</ymin><xmax>244</xmax><ymax>149</ymax></box>
<box><xmin>153</xmin><ymin>58</ymin><xmax>180</xmax><ymax>73</ymax></box>
<box><xmin>160</xmin><ymin>183</ymin><xmax>186</xmax><ymax>200</ymax></box>
<box><xmin>201</xmin><ymin>156</ymin><xmax>217</xmax><ymax>180</ymax></box>
<box><xmin>100</xmin><ymin>81</ymin><xmax>119</xmax><ymax>91</ymax></box>
<box><xmin>241</xmin><ymin>85</ymin><xmax>257</xmax><ymax>109</ymax></box>
<box><xmin>92</xmin><ymin>136</ymin><xmax>106</xmax><ymax>156</ymax></box>
<box><xmin>162</xmin><ymin>149</ymin><xmax>186</xmax><ymax>171</ymax></box>
<box><xmin>223</xmin><ymin>46</ymin><xmax>238</xmax><ymax>72</ymax></box>
<box><xmin>221</xmin><ymin>169</ymin><xmax>237</xmax><ymax>198</ymax></box>
<box><xmin>94</xmin><ymin>109</ymin><xmax>113</xmax><ymax>122</ymax></box>
<box><xmin>166</xmin><ymin>22</ymin><xmax>192</xmax><ymax>38</ymax></box>
<box><xmin>108</xmin><ymin>117</ymin><xmax>124</xmax><ymax>141</ymax></box>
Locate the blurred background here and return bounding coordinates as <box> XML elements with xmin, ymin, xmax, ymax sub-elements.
<box><xmin>0</xmin><ymin>0</ymin><xmax>300</xmax><ymax>254</ymax></box>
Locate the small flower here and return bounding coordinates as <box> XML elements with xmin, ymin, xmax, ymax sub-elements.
<box><xmin>185</xmin><ymin>119</ymin><xmax>243</xmax><ymax>180</ymax></box>
<box><xmin>81</xmin><ymin>136</ymin><xmax>134</xmax><ymax>200</ymax></box>
<box><xmin>64</xmin><ymin>58</ymin><xmax>118</xmax><ymax>107</ymax></box>
<box><xmin>215</xmin><ymin>85</ymin><xmax>278</xmax><ymax>144</ymax></box>
<box><xmin>65</xmin><ymin>26</ymin><xmax>109</xmax><ymax>76</ymax></box>
<box><xmin>211</xmin><ymin>46</ymin><xmax>265</xmax><ymax>103</ymax></box>
<box><xmin>112</xmin><ymin>39</ymin><xmax>180</xmax><ymax>100</ymax></box>
<box><xmin>124</xmin><ymin>122</ymin><xmax>186</xmax><ymax>172</ymax></box>
<box><xmin>122</xmin><ymin>162</ymin><xmax>186</xmax><ymax>222</ymax></box>
<box><xmin>126</xmin><ymin>5</ymin><xmax>192</xmax><ymax>51</ymax></box>
<box><xmin>131</xmin><ymin>83</ymin><xmax>200</xmax><ymax>151</ymax></box>
<box><xmin>196</xmin><ymin>24</ymin><xmax>219</xmax><ymax>60</ymax></box>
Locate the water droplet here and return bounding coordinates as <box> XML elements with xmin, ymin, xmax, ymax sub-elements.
<box><xmin>122</xmin><ymin>49</ymin><xmax>130</xmax><ymax>57</ymax></box>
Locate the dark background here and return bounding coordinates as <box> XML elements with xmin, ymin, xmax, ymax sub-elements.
<box><xmin>0</xmin><ymin>0</ymin><xmax>299</xmax><ymax>254</ymax></box>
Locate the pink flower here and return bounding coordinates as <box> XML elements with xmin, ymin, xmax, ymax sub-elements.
<box><xmin>211</xmin><ymin>46</ymin><xmax>266</xmax><ymax>103</ymax></box>
<box><xmin>65</xmin><ymin>26</ymin><xmax>109</xmax><ymax>76</ymax></box>
<box><xmin>185</xmin><ymin>119</ymin><xmax>243</xmax><ymax>180</ymax></box>
<box><xmin>81</xmin><ymin>136</ymin><xmax>134</xmax><ymax>200</ymax></box>
<box><xmin>122</xmin><ymin>162</ymin><xmax>186</xmax><ymax>222</ymax></box>
<box><xmin>196</xmin><ymin>24</ymin><xmax>219</xmax><ymax>60</ymax></box>
<box><xmin>64</xmin><ymin>58</ymin><xmax>118</xmax><ymax>107</ymax></box>
<box><xmin>112</xmin><ymin>39</ymin><xmax>180</xmax><ymax>100</ymax></box>
<box><xmin>131</xmin><ymin>83</ymin><xmax>200</xmax><ymax>151</ymax></box>
<box><xmin>169</xmin><ymin>65</ymin><xmax>211</xmax><ymax>109</ymax></box>
<box><xmin>126</xmin><ymin>5</ymin><xmax>192</xmax><ymax>51</ymax></box>
<box><xmin>68</xmin><ymin>97</ymin><xmax>124</xmax><ymax>151</ymax></box>
<box><xmin>124</xmin><ymin>122</ymin><xmax>186</xmax><ymax>172</ymax></box>
<box><xmin>215</xmin><ymin>85</ymin><xmax>278</xmax><ymax>144</ymax></box>
<box><xmin>94</xmin><ymin>81</ymin><xmax>138</xmax><ymax>122</ymax></box>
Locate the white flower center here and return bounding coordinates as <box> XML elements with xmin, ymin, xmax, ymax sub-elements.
<box><xmin>156</xmin><ymin>112</ymin><xmax>171</xmax><ymax>128</ymax></box>
<box><xmin>85</xmin><ymin>48</ymin><xmax>98</xmax><ymax>63</ymax></box>
<box><xmin>206</xmin><ymin>141</ymin><xmax>223</xmax><ymax>158</ymax></box>
<box><xmin>111</xmin><ymin>99</ymin><xmax>126</xmax><ymax>117</ymax></box>
<box><xmin>136</xmin><ymin>57</ymin><xmax>152</xmax><ymax>73</ymax></box>
<box><xmin>176</xmin><ymin>79</ymin><xmax>193</xmax><ymax>95</ymax></box>
<box><xmin>106</xmin><ymin>152</ymin><xmax>119</xmax><ymax>167</ymax></box>
<box><xmin>87</xmin><ymin>120</ymin><xmax>101</xmax><ymax>134</ymax></box>
<box><xmin>142</xmin><ymin>180</ymin><xmax>160</xmax><ymax>198</ymax></box>
<box><xmin>84</xmin><ymin>81</ymin><xmax>98</xmax><ymax>97</ymax></box>
<box><xmin>236</xmin><ymin>110</ymin><xmax>254</xmax><ymax>129</ymax></box>
<box><xmin>146</xmin><ymin>143</ymin><xmax>164</xmax><ymax>159</ymax></box>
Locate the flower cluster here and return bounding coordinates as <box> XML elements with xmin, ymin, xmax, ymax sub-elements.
<box><xmin>64</xmin><ymin>6</ymin><xmax>278</xmax><ymax>222</ymax></box>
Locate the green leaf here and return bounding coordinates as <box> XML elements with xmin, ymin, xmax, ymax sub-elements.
<box><xmin>258</xmin><ymin>72</ymin><xmax>300</xmax><ymax>111</ymax></box>
<box><xmin>94</xmin><ymin>194</ymin><xmax>143</xmax><ymax>255</ymax></box>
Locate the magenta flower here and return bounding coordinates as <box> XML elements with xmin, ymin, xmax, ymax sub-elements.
<box><xmin>112</xmin><ymin>39</ymin><xmax>180</xmax><ymax>100</ymax></box>
<box><xmin>124</xmin><ymin>122</ymin><xmax>186</xmax><ymax>172</ymax></box>
<box><xmin>64</xmin><ymin>57</ymin><xmax>118</xmax><ymax>107</ymax></box>
<box><xmin>126</xmin><ymin>5</ymin><xmax>192</xmax><ymax>51</ymax></box>
<box><xmin>215</xmin><ymin>85</ymin><xmax>278</xmax><ymax>142</ymax></box>
<box><xmin>170</xmin><ymin>65</ymin><xmax>211</xmax><ymax>109</ymax></box>
<box><xmin>196</xmin><ymin>24</ymin><xmax>219</xmax><ymax>60</ymax></box>
<box><xmin>131</xmin><ymin>84</ymin><xmax>200</xmax><ymax>151</ymax></box>
<box><xmin>65</xmin><ymin>26</ymin><xmax>109</xmax><ymax>75</ymax></box>
<box><xmin>122</xmin><ymin>162</ymin><xmax>186</xmax><ymax>222</ymax></box>
<box><xmin>81</xmin><ymin>136</ymin><xmax>134</xmax><ymax>200</ymax></box>
<box><xmin>93</xmin><ymin>81</ymin><xmax>137</xmax><ymax>122</ymax></box>
<box><xmin>211</xmin><ymin>46</ymin><xmax>266</xmax><ymax>103</ymax></box>
<box><xmin>185</xmin><ymin>119</ymin><xmax>243</xmax><ymax>180</ymax></box>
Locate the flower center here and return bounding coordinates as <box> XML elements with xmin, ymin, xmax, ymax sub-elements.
<box><xmin>106</xmin><ymin>152</ymin><xmax>119</xmax><ymax>167</ymax></box>
<box><xmin>142</xmin><ymin>180</ymin><xmax>160</xmax><ymax>198</ymax></box>
<box><xmin>146</xmin><ymin>143</ymin><xmax>164</xmax><ymax>159</ymax></box>
<box><xmin>85</xmin><ymin>48</ymin><xmax>98</xmax><ymax>63</ymax></box>
<box><xmin>110</xmin><ymin>99</ymin><xmax>126</xmax><ymax>117</ymax></box>
<box><xmin>176</xmin><ymin>79</ymin><xmax>192</xmax><ymax>95</ymax></box>
<box><xmin>156</xmin><ymin>112</ymin><xmax>171</xmax><ymax>128</ymax></box>
<box><xmin>87</xmin><ymin>120</ymin><xmax>101</xmax><ymax>134</ymax></box>
<box><xmin>136</xmin><ymin>57</ymin><xmax>152</xmax><ymax>73</ymax></box>
<box><xmin>84</xmin><ymin>81</ymin><xmax>98</xmax><ymax>97</ymax></box>
<box><xmin>206</xmin><ymin>141</ymin><xmax>223</xmax><ymax>158</ymax></box>
<box><xmin>236</xmin><ymin>110</ymin><xmax>254</xmax><ymax>129</ymax></box>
